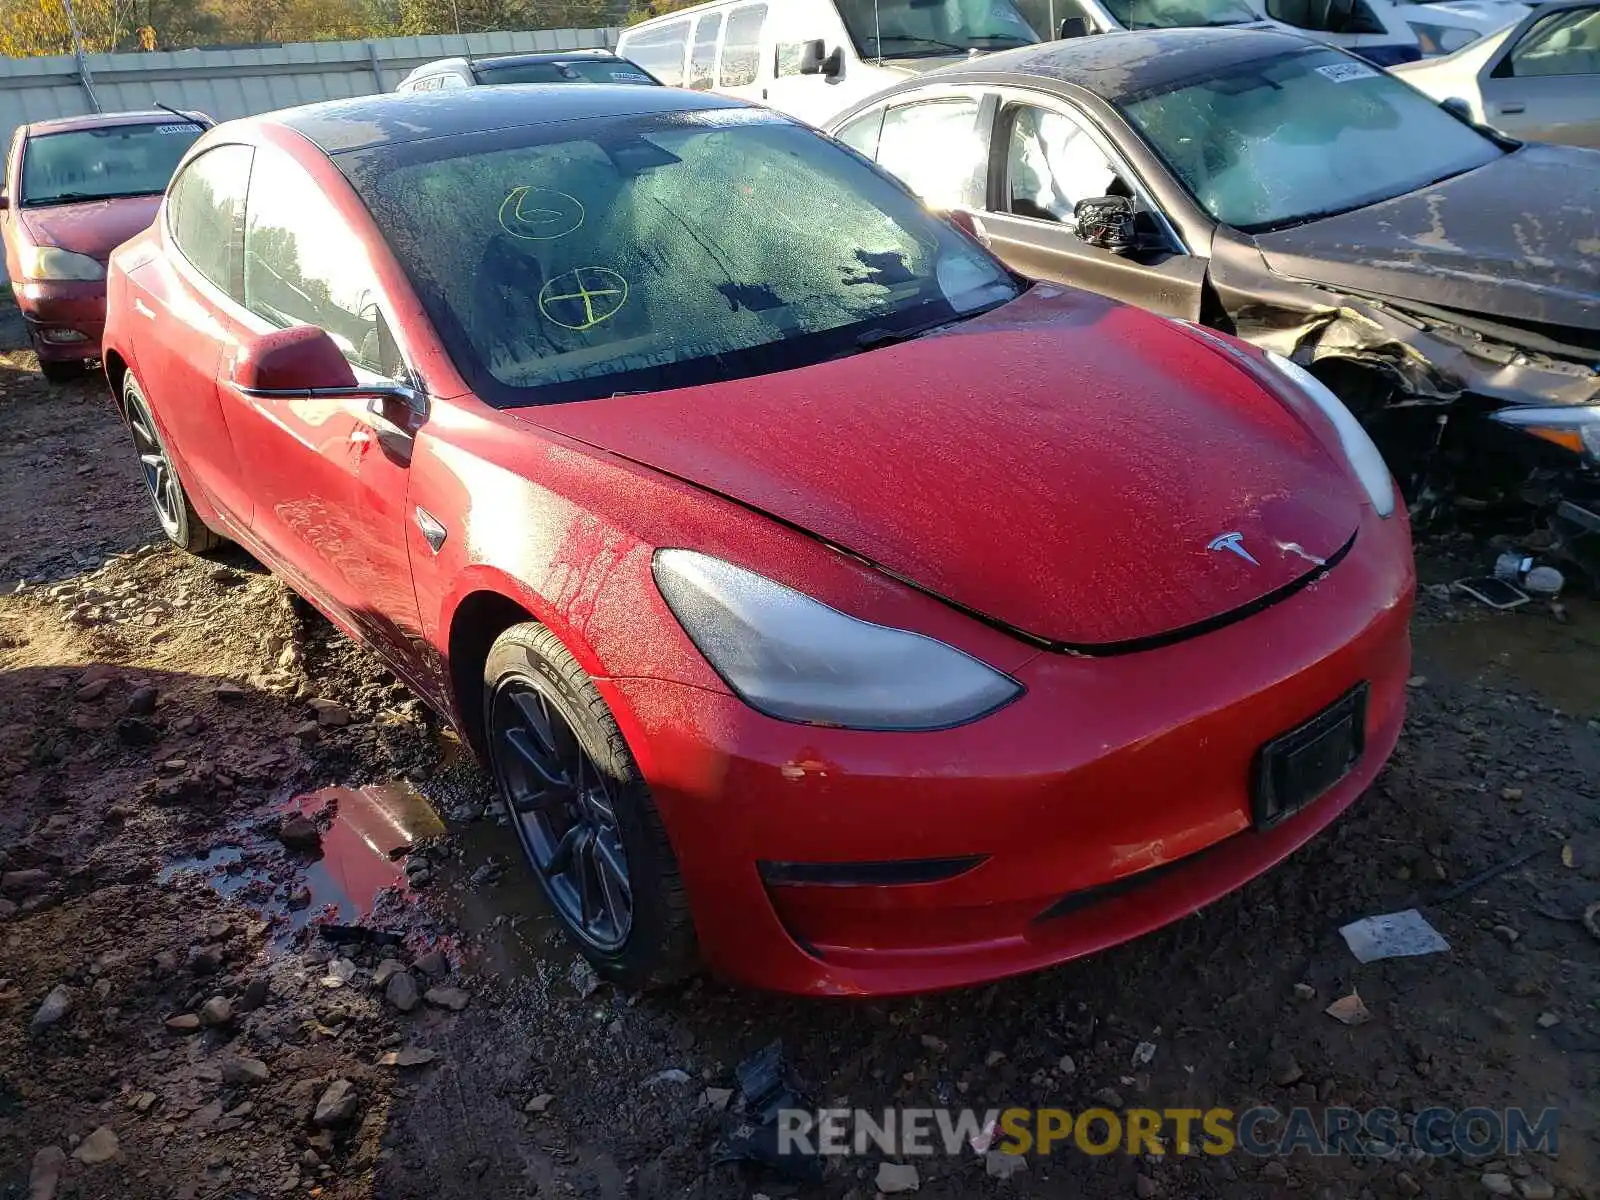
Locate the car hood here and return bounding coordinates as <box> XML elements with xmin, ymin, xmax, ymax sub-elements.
<box><xmin>520</xmin><ymin>288</ymin><xmax>1363</xmax><ymax>649</ymax></box>
<box><xmin>17</xmin><ymin>194</ymin><xmax>163</xmax><ymax>261</ymax></box>
<box><xmin>1255</xmin><ymin>146</ymin><xmax>1600</xmax><ymax>332</ymax></box>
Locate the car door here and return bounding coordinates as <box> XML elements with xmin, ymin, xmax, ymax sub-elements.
<box><xmin>1478</xmin><ymin>3</ymin><xmax>1600</xmax><ymax>147</ymax></box>
<box><xmin>978</xmin><ymin>95</ymin><xmax>1207</xmax><ymax>319</ymax></box>
<box><xmin>219</xmin><ymin>141</ymin><xmax>425</xmax><ymax>669</ymax></box>
<box><xmin>124</xmin><ymin>142</ymin><xmax>257</xmax><ymax>530</ymax></box>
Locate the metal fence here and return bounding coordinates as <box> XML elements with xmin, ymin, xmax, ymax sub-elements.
<box><xmin>0</xmin><ymin>26</ymin><xmax>622</xmax><ymax>152</ymax></box>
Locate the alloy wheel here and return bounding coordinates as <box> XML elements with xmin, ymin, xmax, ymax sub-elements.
<box><xmin>126</xmin><ymin>393</ymin><xmax>182</xmax><ymax>538</ymax></box>
<box><xmin>489</xmin><ymin>680</ymin><xmax>633</xmax><ymax>951</ymax></box>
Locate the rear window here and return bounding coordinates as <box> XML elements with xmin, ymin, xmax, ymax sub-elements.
<box><xmin>20</xmin><ymin>122</ymin><xmax>204</xmax><ymax>206</ymax></box>
<box><xmin>622</xmin><ymin>20</ymin><xmax>690</xmax><ymax>86</ymax></box>
<box><xmin>475</xmin><ymin>58</ymin><xmax>657</xmax><ymax>86</ymax></box>
<box><xmin>344</xmin><ymin>110</ymin><xmax>1018</xmax><ymax>408</ymax></box>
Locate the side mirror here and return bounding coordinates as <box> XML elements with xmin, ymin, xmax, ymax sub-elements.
<box><xmin>230</xmin><ymin>324</ymin><xmax>356</xmax><ymax>395</ymax></box>
<box><xmin>799</xmin><ymin>39</ymin><xmax>830</xmax><ymax>75</ymax></box>
<box><xmin>1440</xmin><ymin>96</ymin><xmax>1475</xmax><ymax>124</ymax></box>
<box><xmin>1058</xmin><ymin>16</ymin><xmax>1091</xmax><ymax>38</ymax></box>
<box><xmin>1074</xmin><ymin>195</ymin><xmax>1137</xmax><ymax>252</ymax></box>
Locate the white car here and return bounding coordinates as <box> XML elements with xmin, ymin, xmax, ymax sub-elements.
<box><xmin>1393</xmin><ymin>0</ymin><xmax>1600</xmax><ymax>145</ymax></box>
<box><xmin>1392</xmin><ymin>0</ymin><xmax>1529</xmax><ymax>55</ymax></box>
<box><xmin>617</xmin><ymin>0</ymin><xmax>1042</xmax><ymax>127</ymax></box>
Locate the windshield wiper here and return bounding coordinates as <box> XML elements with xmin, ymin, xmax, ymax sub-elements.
<box><xmin>866</xmin><ymin>34</ymin><xmax>971</xmax><ymax>54</ymax></box>
<box><xmin>22</xmin><ymin>189</ymin><xmax>158</xmax><ymax>206</ymax></box>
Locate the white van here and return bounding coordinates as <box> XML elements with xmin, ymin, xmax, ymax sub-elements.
<box><xmin>1014</xmin><ymin>0</ymin><xmax>1427</xmax><ymax>64</ymax></box>
<box><xmin>616</xmin><ymin>0</ymin><xmax>1043</xmax><ymax>127</ymax></box>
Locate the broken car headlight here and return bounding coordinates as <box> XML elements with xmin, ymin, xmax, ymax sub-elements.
<box><xmin>652</xmin><ymin>549</ymin><xmax>1022</xmax><ymax>731</ymax></box>
<box><xmin>1264</xmin><ymin>352</ymin><xmax>1397</xmax><ymax>519</ymax></box>
<box><xmin>1487</xmin><ymin>407</ymin><xmax>1600</xmax><ymax>464</ymax></box>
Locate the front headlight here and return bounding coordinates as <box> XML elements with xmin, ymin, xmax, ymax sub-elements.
<box><xmin>1488</xmin><ymin>406</ymin><xmax>1600</xmax><ymax>464</ymax></box>
<box><xmin>652</xmin><ymin>549</ymin><xmax>1022</xmax><ymax>731</ymax></box>
<box><xmin>1264</xmin><ymin>351</ymin><xmax>1397</xmax><ymax>518</ymax></box>
<box><xmin>18</xmin><ymin>245</ymin><xmax>105</xmax><ymax>282</ymax></box>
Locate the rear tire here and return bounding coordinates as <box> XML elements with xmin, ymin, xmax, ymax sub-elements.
<box><xmin>123</xmin><ymin>372</ymin><xmax>223</xmax><ymax>555</ymax></box>
<box><xmin>483</xmin><ymin>622</ymin><xmax>699</xmax><ymax>990</ymax></box>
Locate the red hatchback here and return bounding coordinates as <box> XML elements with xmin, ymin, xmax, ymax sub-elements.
<box><xmin>3</xmin><ymin>110</ymin><xmax>209</xmax><ymax>380</ymax></box>
<box><xmin>102</xmin><ymin>86</ymin><xmax>1414</xmax><ymax>996</ymax></box>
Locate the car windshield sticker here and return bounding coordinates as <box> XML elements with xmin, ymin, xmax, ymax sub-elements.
<box><xmin>498</xmin><ymin>186</ymin><xmax>585</xmax><ymax>240</ymax></box>
<box><xmin>156</xmin><ymin>123</ymin><xmax>196</xmax><ymax>134</ymax></box>
<box><xmin>539</xmin><ymin>268</ymin><xmax>629</xmax><ymax>331</ymax></box>
<box><xmin>611</xmin><ymin>71</ymin><xmax>651</xmax><ymax>82</ymax></box>
<box><xmin>1315</xmin><ymin>62</ymin><xmax>1379</xmax><ymax>83</ymax></box>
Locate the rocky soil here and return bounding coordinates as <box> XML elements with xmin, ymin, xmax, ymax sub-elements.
<box><xmin>1</xmin><ymin>313</ymin><xmax>1597</xmax><ymax>1200</ymax></box>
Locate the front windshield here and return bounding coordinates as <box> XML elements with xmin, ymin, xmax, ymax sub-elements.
<box><xmin>1121</xmin><ymin>49</ymin><xmax>1502</xmax><ymax>231</ymax></box>
<box><xmin>475</xmin><ymin>58</ymin><xmax>658</xmax><ymax>85</ymax></box>
<box><xmin>837</xmin><ymin>0</ymin><xmax>1040</xmax><ymax>57</ymax></box>
<box><xmin>348</xmin><ymin>110</ymin><xmax>1019</xmax><ymax>407</ymax></box>
<box><xmin>1106</xmin><ymin>0</ymin><xmax>1258</xmax><ymax>28</ymax></box>
<box><xmin>20</xmin><ymin>122</ymin><xmax>203</xmax><ymax>206</ymax></box>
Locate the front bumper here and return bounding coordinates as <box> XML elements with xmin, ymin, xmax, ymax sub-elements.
<box><xmin>13</xmin><ymin>279</ymin><xmax>106</xmax><ymax>362</ymax></box>
<box><xmin>601</xmin><ymin>507</ymin><xmax>1415</xmax><ymax>996</ymax></box>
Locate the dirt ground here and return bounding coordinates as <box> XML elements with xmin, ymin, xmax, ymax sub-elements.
<box><xmin>1</xmin><ymin>310</ymin><xmax>1597</xmax><ymax>1200</ymax></box>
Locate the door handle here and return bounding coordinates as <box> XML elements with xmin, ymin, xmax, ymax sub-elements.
<box><xmin>1498</xmin><ymin>102</ymin><xmax>1526</xmax><ymax>114</ymax></box>
<box><xmin>133</xmin><ymin>298</ymin><xmax>156</xmax><ymax>320</ymax></box>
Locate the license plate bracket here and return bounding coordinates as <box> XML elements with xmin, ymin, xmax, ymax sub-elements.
<box><xmin>1252</xmin><ymin>684</ymin><xmax>1368</xmax><ymax>829</ymax></box>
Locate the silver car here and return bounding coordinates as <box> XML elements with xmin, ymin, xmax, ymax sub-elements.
<box><xmin>1392</xmin><ymin>0</ymin><xmax>1600</xmax><ymax>146</ymax></box>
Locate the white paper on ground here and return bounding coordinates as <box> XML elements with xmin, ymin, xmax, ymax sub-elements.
<box><xmin>1339</xmin><ymin>909</ymin><xmax>1450</xmax><ymax>963</ymax></box>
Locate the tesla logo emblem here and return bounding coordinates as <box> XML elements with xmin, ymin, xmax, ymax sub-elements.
<box><xmin>1208</xmin><ymin>532</ymin><xmax>1260</xmax><ymax>566</ymax></box>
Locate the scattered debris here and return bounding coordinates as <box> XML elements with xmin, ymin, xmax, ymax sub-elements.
<box><xmin>28</xmin><ymin>1146</ymin><xmax>66</xmax><ymax>1200</ymax></box>
<box><xmin>423</xmin><ymin>986</ymin><xmax>469</xmax><ymax>1012</ymax></box>
<box><xmin>378</xmin><ymin>1047</ymin><xmax>437</xmax><ymax>1068</ymax></box>
<box><xmin>648</xmin><ymin>1068</ymin><xmax>692</xmax><ymax>1087</ymax></box>
<box><xmin>523</xmin><ymin>1092</ymin><xmax>555</xmax><ymax>1113</ymax></box>
<box><xmin>220</xmin><ymin>1056</ymin><xmax>270</xmax><ymax>1086</ymax></box>
<box><xmin>1339</xmin><ymin>909</ymin><xmax>1450</xmax><ymax>963</ymax></box>
<box><xmin>876</xmin><ymin>1162</ymin><xmax>921</xmax><ymax>1194</ymax></box>
<box><xmin>1454</xmin><ymin>577</ymin><xmax>1529</xmax><ymax>610</ymax></box>
<box><xmin>1131</xmin><ymin>1040</ymin><xmax>1157</xmax><ymax>1067</ymax></box>
<box><xmin>1325</xmin><ymin>991</ymin><xmax>1372</xmax><ymax>1026</ymax></box>
<box><xmin>313</xmin><ymin>1079</ymin><xmax>359</xmax><ymax>1127</ymax></box>
<box><xmin>72</xmin><ymin>1126</ymin><xmax>120</xmax><ymax>1165</ymax></box>
<box><xmin>986</xmin><ymin>1149</ymin><xmax>1028</xmax><ymax>1181</ymax></box>
<box><xmin>30</xmin><ymin>984</ymin><xmax>72</xmax><ymax>1031</ymax></box>
<box><xmin>711</xmin><ymin>1041</ymin><xmax>822</xmax><ymax>1184</ymax></box>
<box><xmin>197</xmin><ymin>996</ymin><xmax>232</xmax><ymax>1027</ymax></box>
<box><xmin>569</xmin><ymin>958</ymin><xmax>601</xmax><ymax>998</ymax></box>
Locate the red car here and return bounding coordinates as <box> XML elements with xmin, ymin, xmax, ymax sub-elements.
<box><xmin>102</xmin><ymin>85</ymin><xmax>1414</xmax><ymax>996</ymax></box>
<box><xmin>2</xmin><ymin>110</ymin><xmax>209</xmax><ymax>381</ymax></box>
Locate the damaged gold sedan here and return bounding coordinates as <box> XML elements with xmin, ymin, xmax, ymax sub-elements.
<box><xmin>827</xmin><ymin>27</ymin><xmax>1600</xmax><ymax>574</ymax></box>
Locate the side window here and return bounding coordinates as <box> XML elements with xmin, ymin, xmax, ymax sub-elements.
<box><xmin>688</xmin><ymin>13</ymin><xmax>723</xmax><ymax>90</ymax></box>
<box><xmin>625</xmin><ymin>20</ymin><xmax>690</xmax><ymax>87</ymax></box>
<box><xmin>167</xmin><ymin>143</ymin><xmax>254</xmax><ymax>296</ymax></box>
<box><xmin>835</xmin><ymin>108</ymin><xmax>885</xmax><ymax>158</ymax></box>
<box><xmin>242</xmin><ymin>147</ymin><xmax>395</xmax><ymax>377</ymax></box>
<box><xmin>875</xmin><ymin>98</ymin><xmax>985</xmax><ymax>211</ymax></box>
<box><xmin>1003</xmin><ymin>103</ymin><xmax>1120</xmax><ymax>223</ymax></box>
<box><xmin>719</xmin><ymin>4</ymin><xmax>767</xmax><ymax>87</ymax></box>
<box><xmin>1503</xmin><ymin>8</ymin><xmax>1600</xmax><ymax>77</ymax></box>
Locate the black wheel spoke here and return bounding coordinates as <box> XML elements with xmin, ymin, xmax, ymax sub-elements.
<box><xmin>491</xmin><ymin>679</ymin><xmax>633</xmax><ymax>952</ymax></box>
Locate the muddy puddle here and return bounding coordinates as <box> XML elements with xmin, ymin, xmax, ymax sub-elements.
<box><xmin>1415</xmin><ymin>589</ymin><xmax>1600</xmax><ymax>717</ymax></box>
<box><xmin>160</xmin><ymin>776</ymin><xmax>572</xmax><ymax>978</ymax></box>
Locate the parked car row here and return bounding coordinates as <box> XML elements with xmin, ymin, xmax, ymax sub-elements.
<box><xmin>0</xmin><ymin>5</ymin><xmax>1593</xmax><ymax>994</ymax></box>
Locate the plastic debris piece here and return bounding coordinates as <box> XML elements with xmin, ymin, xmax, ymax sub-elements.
<box><xmin>1454</xmin><ymin>577</ymin><xmax>1529</xmax><ymax>610</ymax></box>
<box><xmin>1325</xmin><ymin>990</ymin><xmax>1372</xmax><ymax>1026</ymax></box>
<box><xmin>1340</xmin><ymin>909</ymin><xmax>1450</xmax><ymax>963</ymax></box>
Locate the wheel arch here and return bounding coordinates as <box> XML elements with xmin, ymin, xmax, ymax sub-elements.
<box><xmin>445</xmin><ymin>587</ymin><xmax>541</xmax><ymax>760</ymax></box>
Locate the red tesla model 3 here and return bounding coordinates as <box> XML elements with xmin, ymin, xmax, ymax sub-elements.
<box><xmin>101</xmin><ymin>85</ymin><xmax>1414</xmax><ymax>996</ymax></box>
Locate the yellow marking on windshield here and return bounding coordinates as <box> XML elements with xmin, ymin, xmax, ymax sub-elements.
<box><xmin>539</xmin><ymin>267</ymin><xmax>629</xmax><ymax>331</ymax></box>
<box><xmin>498</xmin><ymin>186</ymin><xmax>586</xmax><ymax>240</ymax></box>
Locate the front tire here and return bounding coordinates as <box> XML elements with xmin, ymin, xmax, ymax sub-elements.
<box><xmin>123</xmin><ymin>372</ymin><xmax>223</xmax><ymax>555</ymax></box>
<box><xmin>483</xmin><ymin>623</ymin><xmax>698</xmax><ymax>990</ymax></box>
